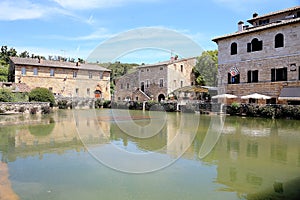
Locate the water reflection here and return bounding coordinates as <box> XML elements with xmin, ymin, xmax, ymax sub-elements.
<box><xmin>0</xmin><ymin>110</ymin><xmax>300</xmax><ymax>199</ymax></box>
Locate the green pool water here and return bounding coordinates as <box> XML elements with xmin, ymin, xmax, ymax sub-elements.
<box><xmin>0</xmin><ymin>109</ymin><xmax>300</xmax><ymax>200</ymax></box>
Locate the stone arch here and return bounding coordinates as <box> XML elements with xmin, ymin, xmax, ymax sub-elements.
<box><xmin>158</xmin><ymin>94</ymin><xmax>165</xmax><ymax>102</ymax></box>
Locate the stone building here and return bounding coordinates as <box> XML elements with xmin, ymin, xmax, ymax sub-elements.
<box><xmin>9</xmin><ymin>57</ymin><xmax>111</xmax><ymax>100</ymax></box>
<box><xmin>114</xmin><ymin>57</ymin><xmax>196</xmax><ymax>102</ymax></box>
<box><xmin>212</xmin><ymin>6</ymin><xmax>300</xmax><ymax>104</ymax></box>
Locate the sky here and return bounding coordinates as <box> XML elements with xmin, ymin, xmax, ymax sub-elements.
<box><xmin>0</xmin><ymin>0</ymin><xmax>299</xmax><ymax>64</ymax></box>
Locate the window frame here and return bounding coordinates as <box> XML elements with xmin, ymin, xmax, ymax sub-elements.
<box><xmin>21</xmin><ymin>67</ymin><xmax>26</xmax><ymax>75</ymax></box>
<box><xmin>33</xmin><ymin>68</ymin><xmax>38</xmax><ymax>76</ymax></box>
<box><xmin>231</xmin><ymin>42</ymin><xmax>238</xmax><ymax>55</ymax></box>
<box><xmin>50</xmin><ymin>68</ymin><xmax>55</xmax><ymax>77</ymax></box>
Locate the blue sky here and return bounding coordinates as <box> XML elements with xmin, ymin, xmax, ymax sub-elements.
<box><xmin>0</xmin><ymin>0</ymin><xmax>299</xmax><ymax>64</ymax></box>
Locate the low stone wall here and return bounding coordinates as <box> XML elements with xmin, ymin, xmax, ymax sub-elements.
<box><xmin>0</xmin><ymin>102</ymin><xmax>50</xmax><ymax>114</ymax></box>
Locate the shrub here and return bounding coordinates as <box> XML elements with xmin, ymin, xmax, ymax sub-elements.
<box><xmin>30</xmin><ymin>107</ymin><xmax>38</xmax><ymax>114</ymax></box>
<box><xmin>103</xmin><ymin>100</ymin><xmax>111</xmax><ymax>108</ymax></box>
<box><xmin>57</xmin><ymin>100</ymin><xmax>68</xmax><ymax>109</ymax></box>
<box><xmin>28</xmin><ymin>87</ymin><xmax>55</xmax><ymax>107</ymax></box>
<box><xmin>18</xmin><ymin>106</ymin><xmax>25</xmax><ymax>113</ymax></box>
<box><xmin>0</xmin><ymin>88</ymin><xmax>14</xmax><ymax>102</ymax></box>
<box><xmin>41</xmin><ymin>106</ymin><xmax>51</xmax><ymax>114</ymax></box>
<box><xmin>95</xmin><ymin>99</ymin><xmax>103</xmax><ymax>109</ymax></box>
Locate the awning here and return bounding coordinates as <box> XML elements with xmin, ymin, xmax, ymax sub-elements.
<box><xmin>278</xmin><ymin>87</ymin><xmax>300</xmax><ymax>100</ymax></box>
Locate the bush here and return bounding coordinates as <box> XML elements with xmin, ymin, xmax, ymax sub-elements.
<box><xmin>18</xmin><ymin>106</ymin><xmax>25</xmax><ymax>113</ymax></box>
<box><xmin>57</xmin><ymin>100</ymin><xmax>68</xmax><ymax>109</ymax></box>
<box><xmin>41</xmin><ymin>106</ymin><xmax>51</xmax><ymax>114</ymax></box>
<box><xmin>95</xmin><ymin>99</ymin><xmax>103</xmax><ymax>109</ymax></box>
<box><xmin>28</xmin><ymin>87</ymin><xmax>55</xmax><ymax>107</ymax></box>
<box><xmin>30</xmin><ymin>107</ymin><xmax>38</xmax><ymax>114</ymax></box>
<box><xmin>0</xmin><ymin>88</ymin><xmax>14</xmax><ymax>102</ymax></box>
<box><xmin>103</xmin><ymin>100</ymin><xmax>111</xmax><ymax>108</ymax></box>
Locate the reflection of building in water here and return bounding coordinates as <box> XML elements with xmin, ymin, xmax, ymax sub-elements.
<box><xmin>212</xmin><ymin>118</ymin><xmax>300</xmax><ymax>195</ymax></box>
<box><xmin>0</xmin><ymin>162</ymin><xmax>19</xmax><ymax>200</ymax></box>
<box><xmin>166</xmin><ymin>113</ymin><xmax>196</xmax><ymax>159</ymax></box>
<box><xmin>6</xmin><ymin>110</ymin><xmax>111</xmax><ymax>161</ymax></box>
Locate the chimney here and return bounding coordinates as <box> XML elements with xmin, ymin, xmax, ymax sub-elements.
<box><xmin>253</xmin><ymin>13</ymin><xmax>258</xmax><ymax>18</ymax></box>
<box><xmin>76</xmin><ymin>62</ymin><xmax>80</xmax><ymax>66</ymax></box>
<box><xmin>38</xmin><ymin>56</ymin><xmax>42</xmax><ymax>63</ymax></box>
<box><xmin>238</xmin><ymin>21</ymin><xmax>244</xmax><ymax>32</ymax></box>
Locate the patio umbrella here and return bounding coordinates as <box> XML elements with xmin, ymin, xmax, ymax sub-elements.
<box><xmin>211</xmin><ymin>94</ymin><xmax>237</xmax><ymax>99</ymax></box>
<box><xmin>241</xmin><ymin>93</ymin><xmax>271</xmax><ymax>100</ymax></box>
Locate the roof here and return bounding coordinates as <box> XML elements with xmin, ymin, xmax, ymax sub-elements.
<box><xmin>247</xmin><ymin>6</ymin><xmax>300</xmax><ymax>23</ymax></box>
<box><xmin>138</xmin><ymin>57</ymin><xmax>196</xmax><ymax>68</ymax></box>
<box><xmin>278</xmin><ymin>87</ymin><xmax>300</xmax><ymax>100</ymax></box>
<box><xmin>212</xmin><ymin>17</ymin><xmax>300</xmax><ymax>42</ymax></box>
<box><xmin>10</xmin><ymin>57</ymin><xmax>110</xmax><ymax>72</ymax></box>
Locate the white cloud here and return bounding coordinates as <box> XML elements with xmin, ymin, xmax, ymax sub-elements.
<box><xmin>43</xmin><ymin>28</ymin><xmax>115</xmax><ymax>41</ymax></box>
<box><xmin>52</xmin><ymin>0</ymin><xmax>158</xmax><ymax>10</ymax></box>
<box><xmin>0</xmin><ymin>0</ymin><xmax>45</xmax><ymax>20</ymax></box>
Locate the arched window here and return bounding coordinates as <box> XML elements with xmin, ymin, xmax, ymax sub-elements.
<box><xmin>275</xmin><ymin>33</ymin><xmax>284</xmax><ymax>48</ymax></box>
<box><xmin>251</xmin><ymin>38</ymin><xmax>263</xmax><ymax>51</ymax></box>
<box><xmin>230</xmin><ymin>42</ymin><xmax>237</xmax><ymax>55</ymax></box>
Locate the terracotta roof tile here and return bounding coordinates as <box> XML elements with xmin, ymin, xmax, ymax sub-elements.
<box><xmin>10</xmin><ymin>57</ymin><xmax>110</xmax><ymax>72</ymax></box>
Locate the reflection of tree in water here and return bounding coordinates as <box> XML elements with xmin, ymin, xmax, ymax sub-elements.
<box><xmin>28</xmin><ymin>118</ymin><xmax>55</xmax><ymax>137</ymax></box>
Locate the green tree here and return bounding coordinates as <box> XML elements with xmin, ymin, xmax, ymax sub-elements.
<box><xmin>19</xmin><ymin>51</ymin><xmax>30</xmax><ymax>58</ymax></box>
<box><xmin>0</xmin><ymin>88</ymin><xmax>14</xmax><ymax>102</ymax></box>
<box><xmin>28</xmin><ymin>87</ymin><xmax>55</xmax><ymax>107</ymax></box>
<box><xmin>193</xmin><ymin>50</ymin><xmax>218</xmax><ymax>86</ymax></box>
<box><xmin>0</xmin><ymin>66</ymin><xmax>8</xmax><ymax>81</ymax></box>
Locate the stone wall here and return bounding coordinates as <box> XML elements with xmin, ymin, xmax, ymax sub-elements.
<box><xmin>217</xmin><ymin>20</ymin><xmax>300</xmax><ymax>103</ymax></box>
<box><xmin>13</xmin><ymin>65</ymin><xmax>111</xmax><ymax>100</ymax></box>
<box><xmin>0</xmin><ymin>102</ymin><xmax>50</xmax><ymax>114</ymax></box>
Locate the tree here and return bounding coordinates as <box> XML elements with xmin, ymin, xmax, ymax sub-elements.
<box><xmin>19</xmin><ymin>51</ymin><xmax>30</xmax><ymax>58</ymax></box>
<box><xmin>28</xmin><ymin>87</ymin><xmax>55</xmax><ymax>107</ymax></box>
<box><xmin>0</xmin><ymin>88</ymin><xmax>14</xmax><ymax>102</ymax></box>
<box><xmin>0</xmin><ymin>66</ymin><xmax>9</xmax><ymax>81</ymax></box>
<box><xmin>193</xmin><ymin>50</ymin><xmax>218</xmax><ymax>86</ymax></box>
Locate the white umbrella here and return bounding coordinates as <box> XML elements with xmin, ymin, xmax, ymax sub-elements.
<box><xmin>211</xmin><ymin>94</ymin><xmax>237</xmax><ymax>99</ymax></box>
<box><xmin>241</xmin><ymin>93</ymin><xmax>271</xmax><ymax>100</ymax></box>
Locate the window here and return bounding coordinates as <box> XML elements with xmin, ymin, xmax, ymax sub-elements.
<box><xmin>160</xmin><ymin>67</ymin><xmax>163</xmax><ymax>70</ymax></box>
<box><xmin>181</xmin><ymin>80</ymin><xmax>183</xmax><ymax>88</ymax></box>
<box><xmin>21</xmin><ymin>67</ymin><xmax>26</xmax><ymax>75</ymax></box>
<box><xmin>231</xmin><ymin>42</ymin><xmax>237</xmax><ymax>55</ymax></box>
<box><xmin>247</xmin><ymin>38</ymin><xmax>263</xmax><ymax>52</ymax></box>
<box><xmin>73</xmin><ymin>71</ymin><xmax>77</xmax><ymax>78</ymax></box>
<box><xmin>87</xmin><ymin>88</ymin><xmax>90</xmax><ymax>96</ymax></box>
<box><xmin>247</xmin><ymin>70</ymin><xmax>259</xmax><ymax>83</ymax></box>
<box><xmin>159</xmin><ymin>79</ymin><xmax>164</xmax><ymax>87</ymax></box>
<box><xmin>275</xmin><ymin>33</ymin><xmax>284</xmax><ymax>48</ymax></box>
<box><xmin>50</xmin><ymin>69</ymin><xmax>55</xmax><ymax>76</ymax></box>
<box><xmin>127</xmin><ymin>83</ymin><xmax>129</xmax><ymax>89</ymax></box>
<box><xmin>181</xmin><ymin>65</ymin><xmax>183</xmax><ymax>72</ymax></box>
<box><xmin>88</xmin><ymin>72</ymin><xmax>92</xmax><ymax>79</ymax></box>
<box><xmin>228</xmin><ymin>73</ymin><xmax>240</xmax><ymax>84</ymax></box>
<box><xmin>33</xmin><ymin>68</ymin><xmax>38</xmax><ymax>75</ymax></box>
<box><xmin>146</xmin><ymin>68</ymin><xmax>149</xmax><ymax>72</ymax></box>
<box><xmin>146</xmin><ymin>80</ymin><xmax>150</xmax><ymax>88</ymax></box>
<box><xmin>99</xmin><ymin>72</ymin><xmax>103</xmax><ymax>79</ymax></box>
<box><xmin>259</xmin><ymin>19</ymin><xmax>269</xmax><ymax>25</ymax></box>
<box><xmin>75</xmin><ymin>88</ymin><xmax>79</xmax><ymax>95</ymax></box>
<box><xmin>141</xmin><ymin>82</ymin><xmax>145</xmax><ymax>92</ymax></box>
<box><xmin>271</xmin><ymin>68</ymin><xmax>287</xmax><ymax>82</ymax></box>
<box><xmin>121</xmin><ymin>84</ymin><xmax>123</xmax><ymax>89</ymax></box>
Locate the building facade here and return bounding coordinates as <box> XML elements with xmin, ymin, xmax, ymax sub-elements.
<box><xmin>114</xmin><ymin>57</ymin><xmax>196</xmax><ymax>102</ymax></box>
<box><xmin>9</xmin><ymin>57</ymin><xmax>111</xmax><ymax>100</ymax></box>
<box><xmin>213</xmin><ymin>6</ymin><xmax>300</xmax><ymax>104</ymax></box>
